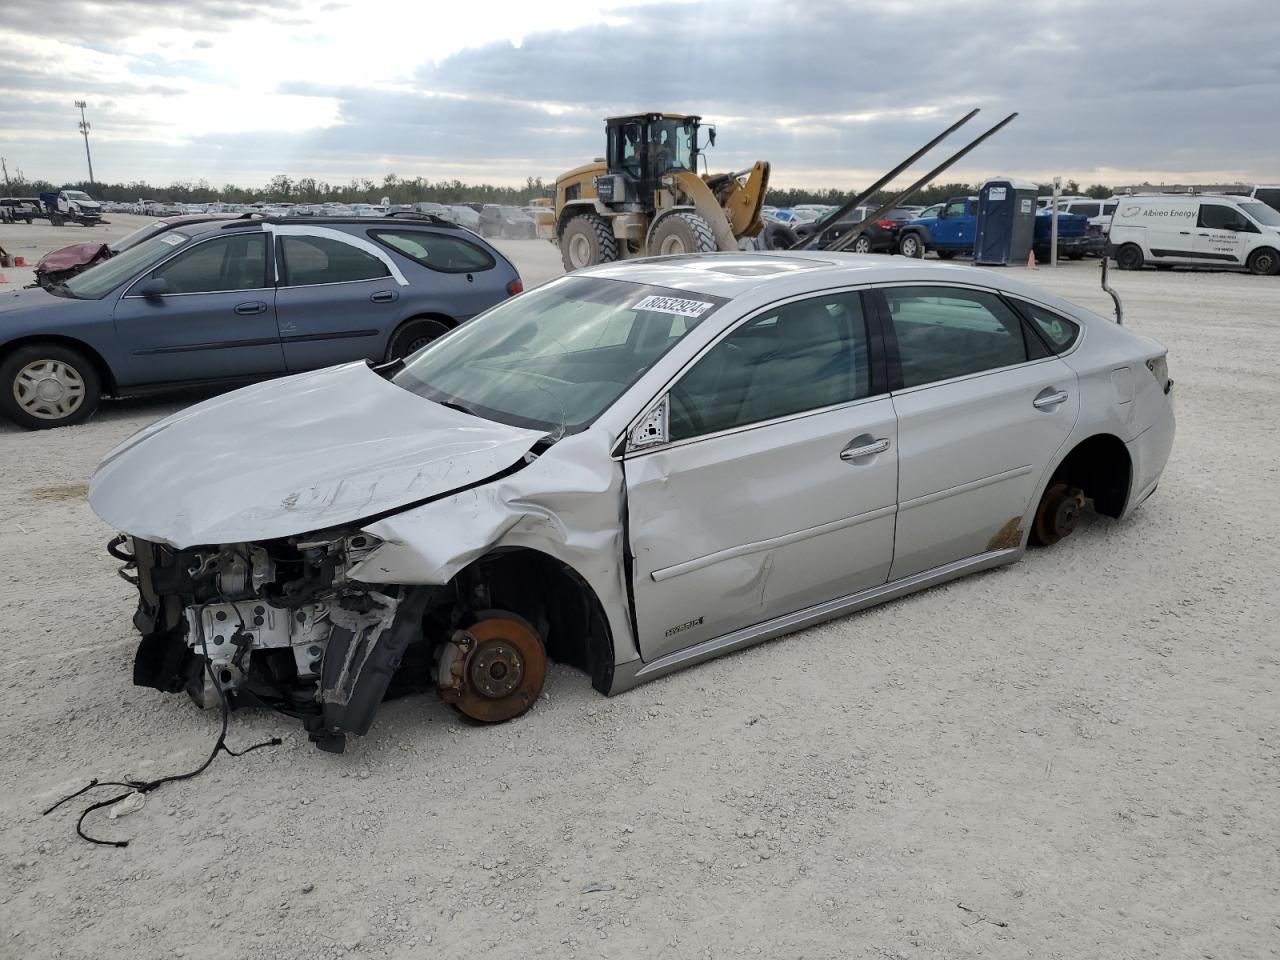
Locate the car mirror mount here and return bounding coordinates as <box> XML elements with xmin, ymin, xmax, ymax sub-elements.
<box><xmin>137</xmin><ymin>278</ymin><xmax>171</xmax><ymax>301</ymax></box>
<box><xmin>627</xmin><ymin>396</ymin><xmax>669</xmax><ymax>452</ymax></box>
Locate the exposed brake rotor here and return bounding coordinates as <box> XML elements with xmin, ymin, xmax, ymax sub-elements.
<box><xmin>436</xmin><ymin>610</ymin><xmax>546</xmax><ymax>723</ymax></box>
<box><xmin>1034</xmin><ymin>482</ymin><xmax>1086</xmax><ymax>545</ymax></box>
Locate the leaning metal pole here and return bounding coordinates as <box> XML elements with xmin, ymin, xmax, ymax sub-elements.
<box><xmin>790</xmin><ymin>109</ymin><xmax>980</xmax><ymax>250</ymax></box>
<box><xmin>825</xmin><ymin>112</ymin><xmax>1020</xmax><ymax>253</ymax></box>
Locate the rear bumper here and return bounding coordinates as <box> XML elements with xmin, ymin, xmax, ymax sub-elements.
<box><xmin>1122</xmin><ymin>397</ymin><xmax>1176</xmax><ymax>519</ymax></box>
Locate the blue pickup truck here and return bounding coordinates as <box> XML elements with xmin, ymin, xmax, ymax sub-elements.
<box><xmin>896</xmin><ymin>196</ymin><xmax>1102</xmax><ymax>260</ymax></box>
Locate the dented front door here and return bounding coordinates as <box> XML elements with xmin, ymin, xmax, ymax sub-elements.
<box><xmin>623</xmin><ymin>289</ymin><xmax>898</xmax><ymax>662</ymax></box>
<box><xmin>625</xmin><ymin>398</ymin><xmax>899</xmax><ymax>661</ymax></box>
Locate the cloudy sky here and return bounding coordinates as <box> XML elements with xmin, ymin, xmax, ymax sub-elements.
<box><xmin>2</xmin><ymin>0</ymin><xmax>1277</xmax><ymax>192</ymax></box>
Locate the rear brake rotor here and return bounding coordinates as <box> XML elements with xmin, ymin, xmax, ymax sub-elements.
<box><xmin>1034</xmin><ymin>482</ymin><xmax>1086</xmax><ymax>545</ymax></box>
<box><xmin>437</xmin><ymin>611</ymin><xmax>546</xmax><ymax>723</ymax></box>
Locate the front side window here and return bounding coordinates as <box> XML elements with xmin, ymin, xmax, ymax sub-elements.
<box><xmin>884</xmin><ymin>286</ymin><xmax>1034</xmax><ymax>388</ymax></box>
<box><xmin>1068</xmin><ymin>203</ymin><xmax>1100</xmax><ymax>217</ymax></box>
<box><xmin>280</xmin><ymin>235</ymin><xmax>389</xmax><ymax>285</ymax></box>
<box><xmin>1102</xmin><ymin>202</ymin><xmax>1118</xmax><ymax>215</ymax></box>
<box><xmin>371</xmin><ymin>230</ymin><xmax>494</xmax><ymax>273</ymax></box>
<box><xmin>1011</xmin><ymin>299</ymin><xmax>1081</xmax><ymax>354</ymax></box>
<box><xmin>651</xmin><ymin>118</ymin><xmax>695</xmax><ymax>172</ymax></box>
<box><xmin>669</xmin><ymin>292</ymin><xmax>871</xmax><ymax>441</ymax></box>
<box><xmin>943</xmin><ymin>200</ymin><xmax>968</xmax><ymax>217</ymax></box>
<box><xmin>149</xmin><ymin>234</ymin><xmax>267</xmax><ymax>294</ymax></box>
<box><xmin>1197</xmin><ymin>203</ymin><xmax>1252</xmax><ymax>231</ymax></box>
<box><xmin>393</xmin><ymin>276</ymin><xmax>723</xmax><ymax>434</ymax></box>
<box><xmin>61</xmin><ymin>232</ymin><xmax>194</xmax><ymax>299</ymax></box>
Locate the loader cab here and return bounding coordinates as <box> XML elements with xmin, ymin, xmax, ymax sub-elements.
<box><xmin>603</xmin><ymin>113</ymin><xmax>703</xmax><ymax>207</ymax></box>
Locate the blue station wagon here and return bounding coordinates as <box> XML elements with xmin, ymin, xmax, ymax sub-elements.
<box><xmin>0</xmin><ymin>214</ymin><xmax>523</xmax><ymax>428</ymax></box>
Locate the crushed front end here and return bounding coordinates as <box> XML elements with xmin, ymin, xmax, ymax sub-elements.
<box><xmin>110</xmin><ymin>531</ymin><xmax>434</xmax><ymax>753</ymax></box>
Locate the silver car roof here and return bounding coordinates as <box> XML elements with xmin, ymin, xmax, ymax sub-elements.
<box><xmin>576</xmin><ymin>251</ymin><xmax>1091</xmax><ymax>311</ymax></box>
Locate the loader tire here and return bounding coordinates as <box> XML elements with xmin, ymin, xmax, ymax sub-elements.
<box><xmin>757</xmin><ymin>221</ymin><xmax>798</xmax><ymax>250</ymax></box>
<box><xmin>560</xmin><ymin>214</ymin><xmax>618</xmax><ymax>271</ymax></box>
<box><xmin>648</xmin><ymin>212</ymin><xmax>717</xmax><ymax>257</ymax></box>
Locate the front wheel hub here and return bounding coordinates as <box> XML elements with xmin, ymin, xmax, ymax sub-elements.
<box><xmin>437</xmin><ymin>612</ymin><xmax>546</xmax><ymax>723</ymax></box>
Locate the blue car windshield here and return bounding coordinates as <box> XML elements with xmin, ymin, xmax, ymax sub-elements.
<box><xmin>393</xmin><ymin>276</ymin><xmax>725</xmax><ymax>436</ymax></box>
<box><xmin>60</xmin><ymin>232</ymin><xmax>193</xmax><ymax>299</ymax></box>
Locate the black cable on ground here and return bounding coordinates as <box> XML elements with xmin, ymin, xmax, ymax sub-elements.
<box><xmin>42</xmin><ymin>635</ymin><xmax>281</xmax><ymax>847</ymax></box>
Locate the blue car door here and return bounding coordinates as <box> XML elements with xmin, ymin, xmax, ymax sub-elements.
<box><xmin>110</xmin><ymin>231</ymin><xmax>285</xmax><ymax>386</ymax></box>
<box><xmin>273</xmin><ymin>229</ymin><xmax>408</xmax><ymax>371</ymax></box>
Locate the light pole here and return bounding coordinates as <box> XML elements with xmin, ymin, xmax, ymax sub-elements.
<box><xmin>75</xmin><ymin>100</ymin><xmax>95</xmax><ymax>186</ymax></box>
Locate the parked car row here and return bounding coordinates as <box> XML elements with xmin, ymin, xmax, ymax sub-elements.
<box><xmin>91</xmin><ymin>200</ymin><xmax>543</xmax><ymax>237</ymax></box>
<box><xmin>0</xmin><ymin>214</ymin><xmax>523</xmax><ymax>429</ymax></box>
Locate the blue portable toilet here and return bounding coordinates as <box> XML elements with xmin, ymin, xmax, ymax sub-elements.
<box><xmin>974</xmin><ymin>177</ymin><xmax>1038</xmax><ymax>265</ymax></box>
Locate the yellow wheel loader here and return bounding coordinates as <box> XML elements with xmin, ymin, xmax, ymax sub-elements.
<box><xmin>544</xmin><ymin>112</ymin><xmax>781</xmax><ymax>270</ymax></box>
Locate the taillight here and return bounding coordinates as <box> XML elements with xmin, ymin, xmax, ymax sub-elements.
<box><xmin>876</xmin><ymin>219</ymin><xmax>895</xmax><ymax>229</ymax></box>
<box><xmin>506</xmin><ymin>278</ymin><xmax>524</xmax><ymax>296</ymax></box>
<box><xmin>1146</xmin><ymin>355</ymin><xmax>1171</xmax><ymax>393</ymax></box>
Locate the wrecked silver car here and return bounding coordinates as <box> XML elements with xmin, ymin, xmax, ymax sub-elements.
<box><xmin>90</xmin><ymin>253</ymin><xmax>1175</xmax><ymax>752</ymax></box>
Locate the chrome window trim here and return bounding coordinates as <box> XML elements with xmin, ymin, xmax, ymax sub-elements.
<box><xmin>275</xmin><ymin>228</ymin><xmax>402</xmax><ymax>287</ymax></box>
<box><xmin>274</xmin><ymin>275</ymin><xmax>387</xmax><ymax>291</ymax></box>
<box><xmin>619</xmin><ymin>282</ymin><xmax>879</xmax><ymax>457</ymax></box>
<box><xmin>120</xmin><ymin>230</ymin><xmax>272</xmax><ymax>299</ymax></box>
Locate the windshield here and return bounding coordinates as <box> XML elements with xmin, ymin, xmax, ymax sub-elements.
<box><xmin>1240</xmin><ymin>201</ymin><xmax>1280</xmax><ymax>227</ymax></box>
<box><xmin>64</xmin><ymin>190</ymin><xmax>91</xmax><ymax>201</ymax></box>
<box><xmin>61</xmin><ymin>232</ymin><xmax>192</xmax><ymax>299</ymax></box>
<box><xmin>498</xmin><ymin>206</ymin><xmax>525</xmax><ymax>217</ymax></box>
<box><xmin>393</xmin><ymin>276</ymin><xmax>725</xmax><ymax>434</ymax></box>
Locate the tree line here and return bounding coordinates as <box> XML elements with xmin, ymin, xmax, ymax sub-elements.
<box><xmin>2</xmin><ymin>169</ymin><xmax>1114</xmax><ymax>207</ymax></box>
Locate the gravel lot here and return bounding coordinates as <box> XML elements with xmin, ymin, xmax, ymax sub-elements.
<box><xmin>1</xmin><ymin>215</ymin><xmax>1277</xmax><ymax>960</ymax></box>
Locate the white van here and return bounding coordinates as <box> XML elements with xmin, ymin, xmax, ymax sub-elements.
<box><xmin>1249</xmin><ymin>185</ymin><xmax>1280</xmax><ymax>214</ymax></box>
<box><xmin>1108</xmin><ymin>194</ymin><xmax>1280</xmax><ymax>275</ymax></box>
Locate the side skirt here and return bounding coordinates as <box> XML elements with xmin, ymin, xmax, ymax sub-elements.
<box><xmin>608</xmin><ymin>546</ymin><xmax>1022</xmax><ymax>694</ymax></box>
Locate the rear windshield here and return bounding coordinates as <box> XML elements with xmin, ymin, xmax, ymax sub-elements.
<box><xmin>61</xmin><ymin>232</ymin><xmax>193</xmax><ymax>299</ymax></box>
<box><xmin>393</xmin><ymin>276</ymin><xmax>725</xmax><ymax>435</ymax></box>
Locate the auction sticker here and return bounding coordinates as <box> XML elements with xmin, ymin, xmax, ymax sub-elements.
<box><xmin>159</xmin><ymin>234</ymin><xmax>186</xmax><ymax>246</ymax></box>
<box><xmin>634</xmin><ymin>295</ymin><xmax>715</xmax><ymax>317</ymax></box>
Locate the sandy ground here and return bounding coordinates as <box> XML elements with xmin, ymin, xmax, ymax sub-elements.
<box><xmin>1</xmin><ymin>216</ymin><xmax>1277</xmax><ymax>960</ymax></box>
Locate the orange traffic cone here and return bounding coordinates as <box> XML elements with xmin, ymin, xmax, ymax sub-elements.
<box><xmin>1026</xmin><ymin>250</ymin><xmax>1038</xmax><ymax>270</ymax></box>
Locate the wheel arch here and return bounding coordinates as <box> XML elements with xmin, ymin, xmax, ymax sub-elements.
<box><xmin>452</xmin><ymin>546</ymin><xmax>617</xmax><ymax>695</ymax></box>
<box><xmin>1044</xmin><ymin>432</ymin><xmax>1133</xmax><ymax>519</ymax></box>
<box><xmin>383</xmin><ymin>312</ymin><xmax>457</xmax><ymax>358</ymax></box>
<box><xmin>0</xmin><ymin>333</ymin><xmax>117</xmax><ymax>394</ymax></box>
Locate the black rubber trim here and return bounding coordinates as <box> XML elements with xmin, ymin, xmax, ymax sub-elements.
<box><xmin>281</xmin><ymin>329</ymin><xmax>378</xmax><ymax>343</ymax></box>
<box><xmin>1150</xmin><ymin>247</ymin><xmax>1238</xmax><ymax>262</ymax></box>
<box><xmin>134</xmin><ymin>337</ymin><xmax>279</xmax><ymax>355</ymax></box>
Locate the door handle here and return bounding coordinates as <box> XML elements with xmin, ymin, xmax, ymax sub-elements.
<box><xmin>840</xmin><ymin>437</ymin><xmax>891</xmax><ymax>461</ymax></box>
<box><xmin>1032</xmin><ymin>389</ymin><xmax>1069</xmax><ymax>410</ymax></box>
<box><xmin>234</xmin><ymin>301</ymin><xmax>267</xmax><ymax>315</ymax></box>
<box><xmin>370</xmin><ymin>290</ymin><xmax>399</xmax><ymax>303</ymax></box>
<box><xmin>1179</xmin><ymin>230</ymin><xmax>1190</xmax><ymax>235</ymax></box>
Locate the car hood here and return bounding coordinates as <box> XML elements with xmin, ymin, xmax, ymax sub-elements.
<box><xmin>89</xmin><ymin>362</ymin><xmax>547</xmax><ymax>548</ymax></box>
<box><xmin>36</xmin><ymin>241</ymin><xmax>112</xmax><ymax>273</ymax></box>
<box><xmin>0</xmin><ymin>285</ymin><xmax>83</xmax><ymax>318</ymax></box>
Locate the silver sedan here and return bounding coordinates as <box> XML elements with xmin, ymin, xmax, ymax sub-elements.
<box><xmin>90</xmin><ymin>253</ymin><xmax>1175</xmax><ymax>752</ymax></box>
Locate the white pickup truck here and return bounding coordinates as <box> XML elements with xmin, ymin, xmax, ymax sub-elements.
<box><xmin>39</xmin><ymin>189</ymin><xmax>103</xmax><ymax>226</ymax></box>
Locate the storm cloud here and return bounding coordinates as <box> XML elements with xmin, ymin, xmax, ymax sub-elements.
<box><xmin>2</xmin><ymin>0</ymin><xmax>1277</xmax><ymax>188</ymax></box>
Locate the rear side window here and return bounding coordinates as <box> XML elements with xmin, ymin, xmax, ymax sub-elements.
<box><xmin>883</xmin><ymin>286</ymin><xmax>1033</xmax><ymax>388</ymax></box>
<box><xmin>1010</xmin><ymin>299</ymin><xmax>1081</xmax><ymax>354</ymax></box>
<box><xmin>370</xmin><ymin>230</ymin><xmax>495</xmax><ymax>273</ymax></box>
<box><xmin>1068</xmin><ymin>203</ymin><xmax>1100</xmax><ymax>217</ymax></box>
<box><xmin>1102</xmin><ymin>203</ymin><xmax>1117</xmax><ymax>215</ymax></box>
<box><xmin>280</xmin><ymin>235</ymin><xmax>390</xmax><ymax>286</ymax></box>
